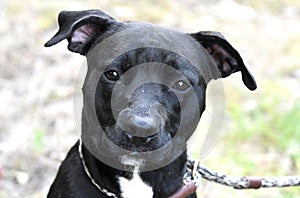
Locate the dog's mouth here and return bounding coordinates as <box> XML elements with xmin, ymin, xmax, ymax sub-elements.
<box><xmin>123</xmin><ymin>132</ymin><xmax>161</xmax><ymax>144</ymax></box>
<box><xmin>105</xmin><ymin>98</ymin><xmax>177</xmax><ymax>152</ymax></box>
<box><xmin>115</xmin><ymin>127</ymin><xmax>174</xmax><ymax>152</ymax></box>
<box><xmin>97</xmin><ymin>97</ymin><xmax>180</xmax><ymax>152</ymax></box>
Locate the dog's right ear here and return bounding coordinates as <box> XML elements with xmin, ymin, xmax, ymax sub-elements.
<box><xmin>190</xmin><ymin>31</ymin><xmax>257</xmax><ymax>91</ymax></box>
<box><xmin>44</xmin><ymin>10</ymin><xmax>118</xmax><ymax>55</ymax></box>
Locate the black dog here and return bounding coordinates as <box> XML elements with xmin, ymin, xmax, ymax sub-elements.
<box><xmin>45</xmin><ymin>9</ymin><xmax>256</xmax><ymax>198</ymax></box>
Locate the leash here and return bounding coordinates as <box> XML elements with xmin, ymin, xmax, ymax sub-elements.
<box><xmin>186</xmin><ymin>157</ymin><xmax>300</xmax><ymax>190</ymax></box>
<box><xmin>79</xmin><ymin>139</ymin><xmax>300</xmax><ymax>198</ymax></box>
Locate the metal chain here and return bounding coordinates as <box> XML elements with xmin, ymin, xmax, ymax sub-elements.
<box><xmin>78</xmin><ymin>139</ymin><xmax>119</xmax><ymax>198</ymax></box>
<box><xmin>185</xmin><ymin>156</ymin><xmax>300</xmax><ymax>189</ymax></box>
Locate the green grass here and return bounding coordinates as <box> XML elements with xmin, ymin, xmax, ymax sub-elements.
<box><xmin>33</xmin><ymin>128</ymin><xmax>45</xmax><ymax>153</ymax></box>
<box><xmin>227</xmin><ymin>80</ymin><xmax>300</xmax><ymax>153</ymax></box>
<box><xmin>195</xmin><ymin>79</ymin><xmax>300</xmax><ymax>197</ymax></box>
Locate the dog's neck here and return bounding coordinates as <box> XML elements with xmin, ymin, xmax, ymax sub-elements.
<box><xmin>80</xmin><ymin>140</ymin><xmax>187</xmax><ymax>197</ymax></box>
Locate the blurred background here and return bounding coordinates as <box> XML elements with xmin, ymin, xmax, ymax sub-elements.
<box><xmin>0</xmin><ymin>0</ymin><xmax>300</xmax><ymax>197</ymax></box>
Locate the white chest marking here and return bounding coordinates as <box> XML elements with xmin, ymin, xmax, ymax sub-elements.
<box><xmin>118</xmin><ymin>172</ymin><xmax>153</xmax><ymax>198</ymax></box>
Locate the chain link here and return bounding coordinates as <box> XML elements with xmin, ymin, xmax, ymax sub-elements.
<box><xmin>185</xmin><ymin>156</ymin><xmax>300</xmax><ymax>189</ymax></box>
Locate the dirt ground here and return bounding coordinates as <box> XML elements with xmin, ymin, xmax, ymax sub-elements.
<box><xmin>0</xmin><ymin>0</ymin><xmax>300</xmax><ymax>197</ymax></box>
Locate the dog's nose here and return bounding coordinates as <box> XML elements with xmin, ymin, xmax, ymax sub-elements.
<box><xmin>118</xmin><ymin>111</ymin><xmax>161</xmax><ymax>143</ymax></box>
<box><xmin>125</xmin><ymin>115</ymin><xmax>159</xmax><ymax>137</ymax></box>
<box><xmin>132</xmin><ymin>116</ymin><xmax>158</xmax><ymax>134</ymax></box>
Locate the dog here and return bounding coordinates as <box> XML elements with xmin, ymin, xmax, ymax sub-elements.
<box><xmin>45</xmin><ymin>9</ymin><xmax>256</xmax><ymax>198</ymax></box>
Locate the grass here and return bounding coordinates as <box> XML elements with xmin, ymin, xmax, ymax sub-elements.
<box><xmin>227</xmin><ymin>80</ymin><xmax>300</xmax><ymax>153</ymax></box>
<box><xmin>33</xmin><ymin>128</ymin><xmax>45</xmax><ymax>153</ymax></box>
<box><xmin>198</xmin><ymin>78</ymin><xmax>300</xmax><ymax>196</ymax></box>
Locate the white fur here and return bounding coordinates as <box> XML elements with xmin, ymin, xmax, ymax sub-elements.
<box><xmin>118</xmin><ymin>171</ymin><xmax>153</xmax><ymax>198</ymax></box>
<box><xmin>120</xmin><ymin>155</ymin><xmax>145</xmax><ymax>167</ymax></box>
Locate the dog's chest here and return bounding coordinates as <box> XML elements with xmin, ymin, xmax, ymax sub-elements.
<box><xmin>118</xmin><ymin>173</ymin><xmax>153</xmax><ymax>198</ymax></box>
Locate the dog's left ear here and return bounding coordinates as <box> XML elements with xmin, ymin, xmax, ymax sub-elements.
<box><xmin>190</xmin><ymin>31</ymin><xmax>257</xmax><ymax>91</ymax></box>
<box><xmin>44</xmin><ymin>9</ymin><xmax>118</xmax><ymax>55</ymax></box>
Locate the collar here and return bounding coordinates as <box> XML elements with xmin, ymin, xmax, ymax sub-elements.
<box><xmin>78</xmin><ymin>139</ymin><xmax>198</xmax><ymax>198</ymax></box>
<box><xmin>78</xmin><ymin>139</ymin><xmax>119</xmax><ymax>198</ymax></box>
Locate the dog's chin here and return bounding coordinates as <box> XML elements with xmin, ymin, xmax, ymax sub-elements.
<box><xmin>120</xmin><ymin>154</ymin><xmax>145</xmax><ymax>168</ymax></box>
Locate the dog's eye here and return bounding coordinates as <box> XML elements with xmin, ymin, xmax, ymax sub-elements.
<box><xmin>174</xmin><ymin>80</ymin><xmax>190</xmax><ymax>91</ymax></box>
<box><xmin>104</xmin><ymin>70</ymin><xmax>120</xmax><ymax>81</ymax></box>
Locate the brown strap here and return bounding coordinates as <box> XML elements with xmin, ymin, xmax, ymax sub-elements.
<box><xmin>168</xmin><ymin>182</ymin><xmax>197</xmax><ymax>198</ymax></box>
<box><xmin>247</xmin><ymin>177</ymin><xmax>262</xmax><ymax>189</ymax></box>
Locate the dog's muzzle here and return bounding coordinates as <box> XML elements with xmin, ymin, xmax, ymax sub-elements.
<box><xmin>117</xmin><ymin>102</ymin><xmax>167</xmax><ymax>143</ymax></box>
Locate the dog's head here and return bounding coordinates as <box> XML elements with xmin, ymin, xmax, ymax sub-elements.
<box><xmin>45</xmin><ymin>10</ymin><xmax>256</xmax><ymax>169</ymax></box>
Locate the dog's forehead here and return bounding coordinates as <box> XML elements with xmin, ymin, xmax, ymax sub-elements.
<box><xmin>89</xmin><ymin>23</ymin><xmax>201</xmax><ymax>63</ymax></box>
<box><xmin>85</xmin><ymin>22</ymin><xmax>218</xmax><ymax>83</ymax></box>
